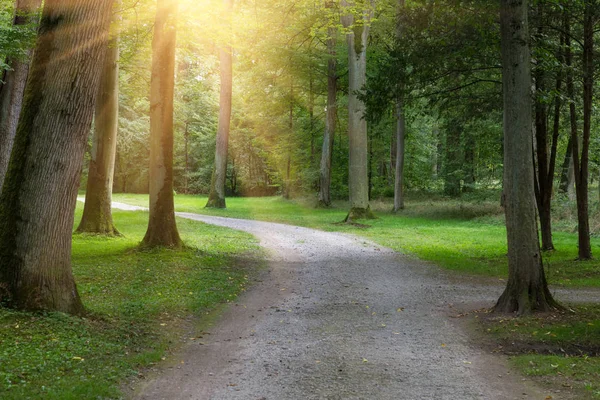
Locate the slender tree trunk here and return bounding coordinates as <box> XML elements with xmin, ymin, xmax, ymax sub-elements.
<box><xmin>206</xmin><ymin>0</ymin><xmax>233</xmax><ymax>209</ymax></box>
<box><xmin>393</xmin><ymin>99</ymin><xmax>406</xmax><ymax>212</ymax></box>
<box><xmin>443</xmin><ymin>121</ymin><xmax>462</xmax><ymax>196</ymax></box>
<box><xmin>0</xmin><ymin>0</ymin><xmax>42</xmax><ymax>192</ymax></box>
<box><xmin>463</xmin><ymin>133</ymin><xmax>475</xmax><ymax>193</ymax></box>
<box><xmin>77</xmin><ymin>3</ymin><xmax>121</xmax><ymax>235</ymax></box>
<box><xmin>142</xmin><ymin>0</ymin><xmax>182</xmax><ymax>248</ymax></box>
<box><xmin>559</xmin><ymin>136</ymin><xmax>575</xmax><ymax>198</ymax></box>
<box><xmin>283</xmin><ymin>80</ymin><xmax>293</xmax><ymax>200</ymax></box>
<box><xmin>572</xmin><ymin>1</ymin><xmax>593</xmax><ymax>260</ymax></box>
<box><xmin>342</xmin><ymin>0</ymin><xmax>374</xmax><ymax>221</ymax></box>
<box><xmin>0</xmin><ymin>0</ymin><xmax>114</xmax><ymax>314</ymax></box>
<box><xmin>318</xmin><ymin>26</ymin><xmax>337</xmax><ymax>207</ymax></box>
<box><xmin>565</xmin><ymin>8</ymin><xmax>592</xmax><ymax>260</ymax></box>
<box><xmin>494</xmin><ymin>0</ymin><xmax>559</xmax><ymax>315</ymax></box>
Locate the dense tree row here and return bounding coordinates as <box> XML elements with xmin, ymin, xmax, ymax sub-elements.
<box><xmin>0</xmin><ymin>0</ymin><xmax>598</xmax><ymax>315</ymax></box>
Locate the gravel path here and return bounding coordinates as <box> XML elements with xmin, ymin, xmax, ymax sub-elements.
<box><xmin>96</xmin><ymin>201</ymin><xmax>596</xmax><ymax>399</ymax></box>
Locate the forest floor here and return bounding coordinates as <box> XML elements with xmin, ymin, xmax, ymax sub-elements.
<box><xmin>122</xmin><ymin>204</ymin><xmax>598</xmax><ymax>400</ymax></box>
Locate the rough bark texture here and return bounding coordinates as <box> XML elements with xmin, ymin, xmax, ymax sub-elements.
<box><xmin>142</xmin><ymin>0</ymin><xmax>182</xmax><ymax>248</ymax></box>
<box><xmin>0</xmin><ymin>0</ymin><xmax>42</xmax><ymax>192</ymax></box>
<box><xmin>318</xmin><ymin>24</ymin><xmax>337</xmax><ymax>208</ymax></box>
<box><xmin>206</xmin><ymin>0</ymin><xmax>233</xmax><ymax>209</ymax></box>
<box><xmin>77</xmin><ymin>6</ymin><xmax>120</xmax><ymax>235</ymax></box>
<box><xmin>494</xmin><ymin>0</ymin><xmax>559</xmax><ymax>315</ymax></box>
<box><xmin>0</xmin><ymin>0</ymin><xmax>114</xmax><ymax>314</ymax></box>
<box><xmin>393</xmin><ymin>99</ymin><xmax>406</xmax><ymax>212</ymax></box>
<box><xmin>342</xmin><ymin>1</ymin><xmax>374</xmax><ymax>221</ymax></box>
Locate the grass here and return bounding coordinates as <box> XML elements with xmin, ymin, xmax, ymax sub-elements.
<box><xmin>0</xmin><ymin>205</ymin><xmax>263</xmax><ymax>399</ymax></box>
<box><xmin>479</xmin><ymin>304</ymin><xmax>600</xmax><ymax>398</ymax></box>
<box><xmin>113</xmin><ymin>193</ymin><xmax>600</xmax><ymax>398</ymax></box>
<box><xmin>113</xmin><ymin>192</ymin><xmax>600</xmax><ymax>288</ymax></box>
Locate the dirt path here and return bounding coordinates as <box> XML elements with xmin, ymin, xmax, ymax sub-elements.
<box><xmin>99</xmin><ymin>202</ymin><xmax>592</xmax><ymax>399</ymax></box>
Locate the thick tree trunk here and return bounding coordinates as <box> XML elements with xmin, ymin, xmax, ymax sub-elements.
<box><xmin>0</xmin><ymin>0</ymin><xmax>42</xmax><ymax>192</ymax></box>
<box><xmin>77</xmin><ymin>5</ymin><xmax>120</xmax><ymax>235</ymax></box>
<box><xmin>142</xmin><ymin>0</ymin><xmax>182</xmax><ymax>248</ymax></box>
<box><xmin>206</xmin><ymin>0</ymin><xmax>233</xmax><ymax>209</ymax></box>
<box><xmin>0</xmin><ymin>0</ymin><xmax>114</xmax><ymax>314</ymax></box>
<box><xmin>393</xmin><ymin>99</ymin><xmax>406</xmax><ymax>212</ymax></box>
<box><xmin>494</xmin><ymin>0</ymin><xmax>559</xmax><ymax>315</ymax></box>
<box><xmin>342</xmin><ymin>1</ymin><xmax>374</xmax><ymax>221</ymax></box>
<box><xmin>318</xmin><ymin>27</ymin><xmax>337</xmax><ymax>207</ymax></box>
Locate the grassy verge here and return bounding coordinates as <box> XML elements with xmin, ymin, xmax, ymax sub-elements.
<box><xmin>0</xmin><ymin>205</ymin><xmax>262</xmax><ymax>399</ymax></box>
<box><xmin>478</xmin><ymin>305</ymin><xmax>600</xmax><ymax>398</ymax></box>
<box><xmin>113</xmin><ymin>193</ymin><xmax>600</xmax><ymax>288</ymax></box>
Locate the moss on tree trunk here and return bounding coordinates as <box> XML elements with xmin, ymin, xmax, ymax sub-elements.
<box><xmin>0</xmin><ymin>0</ymin><xmax>114</xmax><ymax>314</ymax></box>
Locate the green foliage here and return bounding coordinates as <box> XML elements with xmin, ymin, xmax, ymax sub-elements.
<box><xmin>0</xmin><ymin>0</ymin><xmax>39</xmax><ymax>72</ymax></box>
<box><xmin>0</xmin><ymin>204</ymin><xmax>262</xmax><ymax>399</ymax></box>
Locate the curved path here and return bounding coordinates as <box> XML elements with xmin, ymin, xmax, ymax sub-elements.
<box><xmin>116</xmin><ymin>205</ymin><xmax>586</xmax><ymax>400</ymax></box>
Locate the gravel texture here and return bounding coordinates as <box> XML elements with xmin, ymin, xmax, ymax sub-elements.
<box><xmin>114</xmin><ymin>206</ymin><xmax>581</xmax><ymax>400</ymax></box>
<box><xmin>88</xmin><ymin>201</ymin><xmax>595</xmax><ymax>399</ymax></box>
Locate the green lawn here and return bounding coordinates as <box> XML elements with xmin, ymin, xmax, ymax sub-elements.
<box><xmin>480</xmin><ymin>304</ymin><xmax>600</xmax><ymax>398</ymax></box>
<box><xmin>113</xmin><ymin>193</ymin><xmax>600</xmax><ymax>288</ymax></box>
<box><xmin>0</xmin><ymin>205</ymin><xmax>262</xmax><ymax>399</ymax></box>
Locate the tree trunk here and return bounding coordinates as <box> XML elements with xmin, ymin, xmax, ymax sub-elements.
<box><xmin>462</xmin><ymin>133</ymin><xmax>475</xmax><ymax>193</ymax></box>
<box><xmin>443</xmin><ymin>121</ymin><xmax>462</xmax><ymax>196</ymax></box>
<box><xmin>342</xmin><ymin>1</ymin><xmax>374</xmax><ymax>221</ymax></box>
<box><xmin>77</xmin><ymin>3</ymin><xmax>121</xmax><ymax>235</ymax></box>
<box><xmin>559</xmin><ymin>136</ymin><xmax>575</xmax><ymax>198</ymax></box>
<box><xmin>565</xmin><ymin>7</ymin><xmax>592</xmax><ymax>260</ymax></box>
<box><xmin>572</xmin><ymin>1</ymin><xmax>593</xmax><ymax>260</ymax></box>
<box><xmin>393</xmin><ymin>99</ymin><xmax>406</xmax><ymax>212</ymax></box>
<box><xmin>0</xmin><ymin>0</ymin><xmax>114</xmax><ymax>314</ymax></box>
<box><xmin>142</xmin><ymin>0</ymin><xmax>182</xmax><ymax>248</ymax></box>
<box><xmin>0</xmin><ymin>0</ymin><xmax>42</xmax><ymax>192</ymax></box>
<box><xmin>318</xmin><ymin>26</ymin><xmax>337</xmax><ymax>207</ymax></box>
<box><xmin>206</xmin><ymin>0</ymin><xmax>233</xmax><ymax>209</ymax></box>
<box><xmin>494</xmin><ymin>0</ymin><xmax>559</xmax><ymax>315</ymax></box>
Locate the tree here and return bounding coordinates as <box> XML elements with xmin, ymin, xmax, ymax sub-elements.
<box><xmin>342</xmin><ymin>0</ymin><xmax>375</xmax><ymax>221</ymax></box>
<box><xmin>0</xmin><ymin>0</ymin><xmax>42</xmax><ymax>191</ymax></box>
<box><xmin>77</xmin><ymin>1</ymin><xmax>121</xmax><ymax>235</ymax></box>
<box><xmin>318</xmin><ymin>21</ymin><xmax>338</xmax><ymax>207</ymax></box>
<box><xmin>393</xmin><ymin>0</ymin><xmax>406</xmax><ymax>212</ymax></box>
<box><xmin>206</xmin><ymin>0</ymin><xmax>234</xmax><ymax>209</ymax></box>
<box><xmin>569</xmin><ymin>0</ymin><xmax>595</xmax><ymax>260</ymax></box>
<box><xmin>141</xmin><ymin>0</ymin><xmax>182</xmax><ymax>248</ymax></box>
<box><xmin>494</xmin><ymin>0</ymin><xmax>559</xmax><ymax>315</ymax></box>
<box><xmin>0</xmin><ymin>0</ymin><xmax>114</xmax><ymax>314</ymax></box>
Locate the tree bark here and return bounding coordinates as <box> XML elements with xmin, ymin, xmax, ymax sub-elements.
<box><xmin>0</xmin><ymin>0</ymin><xmax>42</xmax><ymax>192</ymax></box>
<box><xmin>494</xmin><ymin>0</ymin><xmax>559</xmax><ymax>315</ymax></box>
<box><xmin>142</xmin><ymin>0</ymin><xmax>182</xmax><ymax>248</ymax></box>
<box><xmin>77</xmin><ymin>2</ymin><xmax>121</xmax><ymax>235</ymax></box>
<box><xmin>443</xmin><ymin>120</ymin><xmax>462</xmax><ymax>196</ymax></box>
<box><xmin>342</xmin><ymin>0</ymin><xmax>374</xmax><ymax>221</ymax></box>
<box><xmin>0</xmin><ymin>0</ymin><xmax>114</xmax><ymax>314</ymax></box>
<box><xmin>206</xmin><ymin>0</ymin><xmax>234</xmax><ymax>209</ymax></box>
<box><xmin>318</xmin><ymin>25</ymin><xmax>337</xmax><ymax>207</ymax></box>
<box><xmin>393</xmin><ymin>99</ymin><xmax>406</xmax><ymax>212</ymax></box>
<box><xmin>571</xmin><ymin>1</ymin><xmax>593</xmax><ymax>260</ymax></box>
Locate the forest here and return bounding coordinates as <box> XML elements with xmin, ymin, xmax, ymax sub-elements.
<box><xmin>0</xmin><ymin>0</ymin><xmax>599</xmax><ymax>398</ymax></box>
